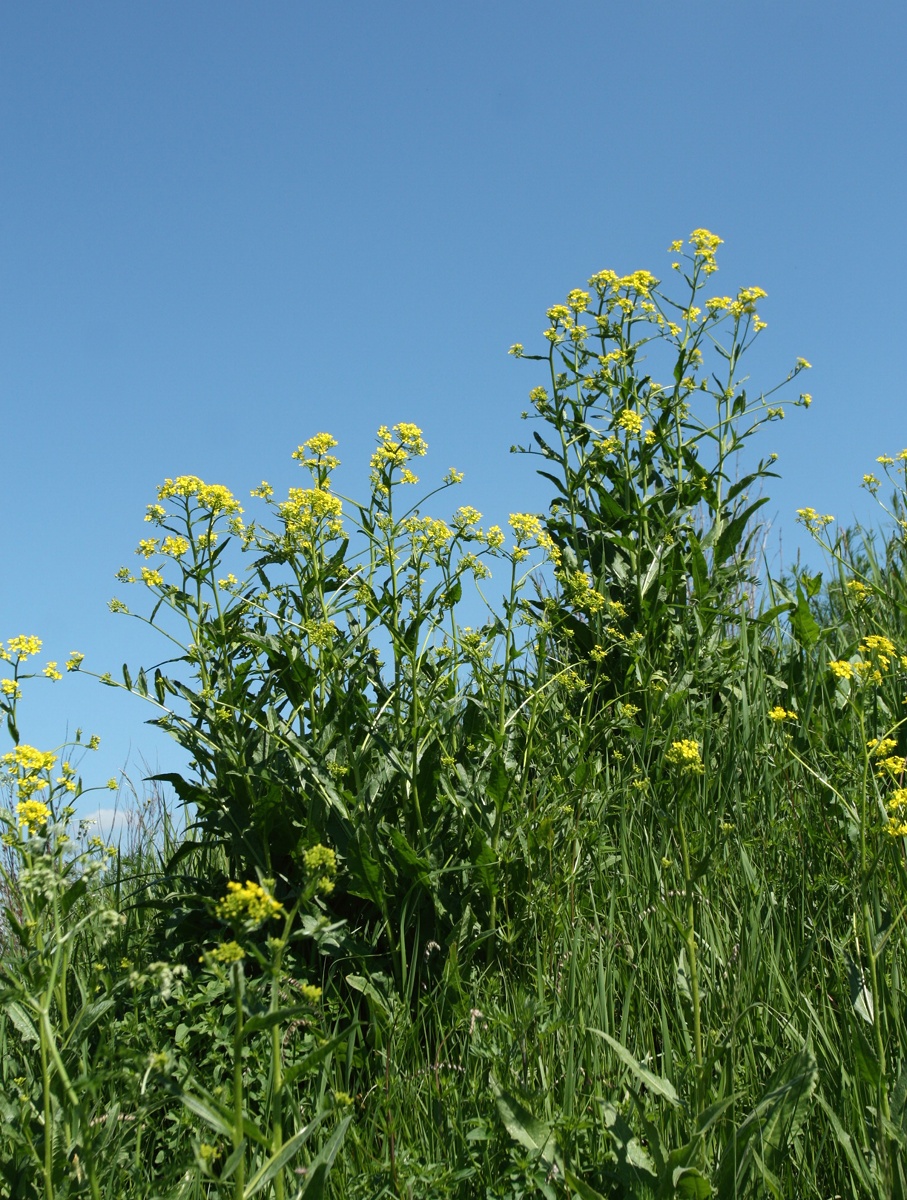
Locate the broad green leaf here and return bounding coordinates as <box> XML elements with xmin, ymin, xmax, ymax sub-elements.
<box><xmin>591</xmin><ymin>1031</ymin><xmax>681</xmax><ymax>1107</ymax></box>
<box><xmin>490</xmin><ymin>1076</ymin><xmax>559</xmax><ymax>1166</ymax></box>
<box><xmin>243</xmin><ymin>1115</ymin><xmax>323</xmax><ymax>1197</ymax></box>
<box><xmin>296</xmin><ymin>1116</ymin><xmax>352</xmax><ymax>1199</ymax></box>
<box><xmin>672</xmin><ymin>1167</ymin><xmax>712</xmax><ymax>1198</ymax></box>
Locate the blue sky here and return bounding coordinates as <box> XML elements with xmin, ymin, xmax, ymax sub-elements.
<box><xmin>3</xmin><ymin>1</ymin><xmax>905</xmax><ymax>818</ymax></box>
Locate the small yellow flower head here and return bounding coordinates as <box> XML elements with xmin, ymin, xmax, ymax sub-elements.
<box><xmin>217</xmin><ymin>574</ymin><xmax>239</xmax><ymax>590</ymax></box>
<box><xmin>453</xmin><ymin>505</ymin><xmax>482</xmax><ymax>530</ymax></box>
<box><xmin>665</xmin><ymin>739</ymin><xmax>705</xmax><ymax>775</ymax></box>
<box><xmin>205</xmin><ymin>940</ymin><xmax>246</xmax><ymax>965</ymax></box>
<box><xmin>216</xmin><ymin>880</ymin><xmax>285</xmax><ymax>927</ymax></box>
<box><xmin>867</xmin><ymin>737</ymin><xmax>898</xmax><ymax>759</ymax></box>
<box><xmin>796</xmin><ymin>507</ymin><xmax>834</xmax><ymax>533</ymax></box>
<box><xmin>508</xmin><ymin>343</ymin><xmax>524</xmax><ymax>357</ymax></box>
<box><xmin>300</xmin><ymin>432</ymin><xmax>338</xmax><ymax>457</ymax></box>
<box><xmin>88</xmin><ymin>734</ymin><xmax>101</xmax><ymax>751</ymax></box>
<box><xmin>861</xmin><ymin>635</ymin><xmax>896</xmax><ymax>670</ymax></box>
<box><xmin>299</xmin><ymin>983</ymin><xmax>322</xmax><ymax>1003</ymax></box>
<box><xmin>42</xmin><ymin>662</ymin><xmax>62</xmax><ymax>681</ymax></box>
<box><xmin>768</xmin><ymin>706</ymin><xmax>797</xmax><ymax>722</ymax></box>
<box><xmin>444</xmin><ymin>467</ymin><xmax>465</xmax><ymax>485</ymax></box>
<box><xmin>829</xmin><ymin>659</ymin><xmax>854</xmax><ymax>680</ymax></box>
<box><xmin>876</xmin><ymin>755</ymin><xmax>906</xmax><ymax>780</ymax></box>
<box><xmin>566</xmin><ymin>289</ymin><xmax>590</xmax><ymax>312</ymax></box>
<box><xmin>304</xmin><ymin>843</ymin><xmax>338</xmax><ymax>876</ymax></box>
<box><xmin>508</xmin><ymin>512</ymin><xmax>543</xmax><ymax>543</ymax></box>
<box><xmin>862</xmin><ymin>474</ymin><xmax>880</xmax><ymax>493</ymax></box>
<box><xmin>16</xmin><ymin>799</ymin><xmax>50</xmax><ymax>833</ymax></box>
<box><xmin>251</xmin><ymin>480</ymin><xmax>275</xmax><ymax>500</ymax></box>
<box><xmin>1</xmin><ymin>679</ymin><xmax>21</xmax><ymax>699</ymax></box>
<box><xmin>615</xmin><ymin>408</ymin><xmax>643</xmax><ymax>437</ymax></box>
<box><xmin>796</xmin><ymin>358</ymin><xmax>812</xmax><ymax>370</ymax></box>
<box><xmin>136</xmin><ymin>538</ymin><xmax>159</xmax><ymax>558</ymax></box>
<box><xmin>689</xmin><ymin>229</ymin><xmax>723</xmax><ymax>258</ymax></box>
<box><xmin>6</xmin><ymin>635</ymin><xmax>42</xmax><ymax>662</ymax></box>
<box><xmin>4</xmin><ymin>745</ymin><xmax>57</xmax><ymax>773</ymax></box>
<box><xmin>669</xmin><ymin>240</ymin><xmax>684</xmax><ymax>253</ymax></box>
<box><xmin>106</xmin><ymin>778</ymin><xmax>119</xmax><ymax>791</ymax></box>
<box><xmin>141</xmin><ymin>567</ymin><xmax>164</xmax><ymax>587</ymax></box>
<box><xmin>161</xmin><ymin>536</ymin><xmax>189</xmax><ymax>559</ymax></box>
<box><xmin>157</xmin><ymin>476</ymin><xmax>243</xmax><ymax>516</ymax></box>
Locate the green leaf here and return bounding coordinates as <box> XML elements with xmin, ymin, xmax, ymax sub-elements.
<box><xmin>847</xmin><ymin>955</ymin><xmax>874</xmax><ymax>1024</ymax></box>
<box><xmin>490</xmin><ymin>1076</ymin><xmax>559</xmax><ymax>1166</ymax></box>
<box><xmin>563</xmin><ymin>1168</ymin><xmax>608</xmax><ymax>1199</ymax></box>
<box><xmin>715</xmin><ymin>1047</ymin><xmax>817</xmax><ymax>1194</ymax></box>
<box><xmin>296</xmin><ymin>1116</ymin><xmax>352</xmax><ymax>1199</ymax></box>
<box><xmin>243</xmin><ymin>1115</ymin><xmax>323</xmax><ymax>1197</ymax></box>
<box><xmin>279</xmin><ymin>1031</ymin><xmax>353</xmax><ymax>1093</ymax></box>
<box><xmin>672</xmin><ymin>1167</ymin><xmax>712</xmax><ymax>1198</ymax></box>
<box><xmin>591</xmin><ymin>1031</ymin><xmax>681</xmax><ymax>1107</ymax></box>
<box><xmin>4</xmin><ymin>999</ymin><xmax>39</xmax><ymax>1045</ymax></box>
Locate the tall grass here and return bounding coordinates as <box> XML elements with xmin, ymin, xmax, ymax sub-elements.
<box><xmin>2</xmin><ymin>228</ymin><xmax>906</xmax><ymax>1197</ymax></box>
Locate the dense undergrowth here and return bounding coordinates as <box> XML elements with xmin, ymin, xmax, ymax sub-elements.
<box><xmin>2</xmin><ymin>230</ymin><xmax>907</xmax><ymax>1198</ymax></box>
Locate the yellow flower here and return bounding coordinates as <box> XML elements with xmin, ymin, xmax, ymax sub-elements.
<box><xmin>161</xmin><ymin>536</ymin><xmax>189</xmax><ymax>559</ymax></box>
<box><xmin>796</xmin><ymin>507</ymin><xmax>834</xmax><ymax>533</ymax></box>
<box><xmin>212</xmin><ymin>941</ymin><xmax>246</xmax><ymax>964</ymax></box>
<box><xmin>16</xmin><ymin>799</ymin><xmax>50</xmax><ymax>832</ymax></box>
<box><xmin>6</xmin><ymin>635</ymin><xmax>42</xmax><ymax>662</ymax></box>
<box><xmin>4</xmin><ymin>745</ymin><xmax>57</xmax><ymax>773</ymax></box>
<box><xmin>665</xmin><ymin>739</ymin><xmax>704</xmax><ymax>775</ymax></box>
<box><xmin>616</xmin><ymin>408</ymin><xmax>643</xmax><ymax>436</ymax></box>
<box><xmin>157</xmin><ymin>476</ymin><xmax>243</xmax><ymax>515</ymax></box>
<box><xmin>768</xmin><ymin>706</ymin><xmax>797</xmax><ymax>721</ymax></box>
<box><xmin>1</xmin><ymin>679</ymin><xmax>21</xmax><ymax>699</ymax></box>
<box><xmin>829</xmin><ymin>660</ymin><xmax>854</xmax><ymax>680</ymax></box>
<box><xmin>216</xmin><ymin>880</ymin><xmax>284</xmax><ymax>926</ymax></box>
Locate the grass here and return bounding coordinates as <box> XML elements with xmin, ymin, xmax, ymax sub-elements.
<box><xmin>2</xmin><ymin>229</ymin><xmax>907</xmax><ymax>1197</ymax></box>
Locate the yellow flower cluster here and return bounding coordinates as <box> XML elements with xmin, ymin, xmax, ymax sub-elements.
<box><xmin>402</xmin><ymin>515</ymin><xmax>453</xmax><ymax>552</ymax></box>
<box><xmin>616</xmin><ymin>408</ymin><xmax>643</xmax><ymax>437</ymax></box>
<box><xmin>291</xmin><ymin>432</ymin><xmax>340</xmax><ymax>471</ymax></box>
<box><xmin>665</xmin><ymin>739</ymin><xmax>705</xmax><ymax>775</ymax></box>
<box><xmin>688</xmin><ymin>229</ymin><xmax>723</xmax><ymax>273</ymax></box>
<box><xmin>831</xmin><ymin>635</ymin><xmax>904</xmax><ymax>687</ymax></box>
<box><xmin>886</xmin><ymin>788</ymin><xmax>907</xmax><ymax>838</ymax></box>
<box><xmin>16</xmin><ymin>799</ymin><xmax>50</xmax><ymax>832</ymax></box>
<box><xmin>370</xmin><ymin>423</ymin><xmax>428</xmax><ymax>490</ymax></box>
<box><xmin>562</xmin><ymin>569</ymin><xmax>607</xmax><ymax>615</ymax></box>
<box><xmin>157</xmin><ymin>476</ymin><xmax>243</xmax><ymax>515</ymax></box>
<box><xmin>278</xmin><ymin>486</ymin><xmax>343</xmax><ymax>543</ymax></box>
<box><xmin>4</xmin><ymin>745</ymin><xmax>57</xmax><ymax>772</ymax></box>
<box><xmin>705</xmin><ymin>285</ymin><xmax>767</xmax><ymax>322</ymax></box>
<box><xmin>304</xmin><ymin>843</ymin><xmax>338</xmax><ymax>896</ymax></box>
<box><xmin>0</xmin><ymin>635</ymin><xmax>43</xmax><ymax>663</ymax></box>
<box><xmin>797</xmin><ymin>507</ymin><xmax>834</xmax><ymax>533</ymax></box>
<box><xmin>768</xmin><ymin>706</ymin><xmax>797</xmax><ymax>721</ymax></box>
<box><xmin>216</xmin><ymin>880</ymin><xmax>285</xmax><ymax>926</ymax></box>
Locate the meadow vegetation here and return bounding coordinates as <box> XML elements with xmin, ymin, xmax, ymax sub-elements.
<box><xmin>2</xmin><ymin>230</ymin><xmax>907</xmax><ymax>1198</ymax></box>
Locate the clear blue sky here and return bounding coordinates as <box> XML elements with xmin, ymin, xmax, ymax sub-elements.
<box><xmin>3</xmin><ymin>1</ymin><xmax>905</xmax><ymax>817</ymax></box>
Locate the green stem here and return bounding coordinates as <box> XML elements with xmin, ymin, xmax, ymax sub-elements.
<box><xmin>678</xmin><ymin>813</ymin><xmax>703</xmax><ymax>1075</ymax></box>
<box><xmin>270</xmin><ymin>944</ymin><xmax>285</xmax><ymax>1200</ymax></box>
<box><xmin>232</xmin><ymin>962</ymin><xmax>246</xmax><ymax>1200</ymax></box>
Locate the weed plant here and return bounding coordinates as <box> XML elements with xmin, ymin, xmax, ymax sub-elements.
<box><xmin>2</xmin><ymin>230</ymin><xmax>906</xmax><ymax>1197</ymax></box>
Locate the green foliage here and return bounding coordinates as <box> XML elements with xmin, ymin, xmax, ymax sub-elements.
<box><xmin>2</xmin><ymin>228</ymin><xmax>907</xmax><ymax>1197</ymax></box>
